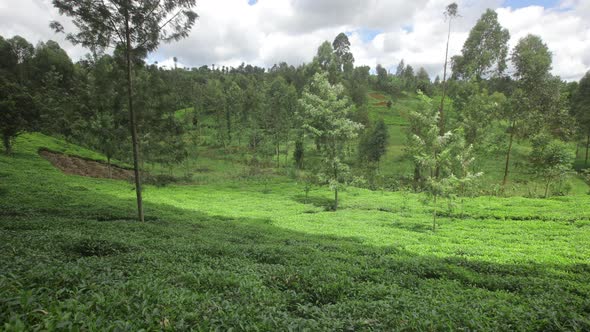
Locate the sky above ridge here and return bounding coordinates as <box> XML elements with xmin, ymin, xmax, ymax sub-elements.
<box><xmin>1</xmin><ymin>0</ymin><xmax>589</xmax><ymax>80</ymax></box>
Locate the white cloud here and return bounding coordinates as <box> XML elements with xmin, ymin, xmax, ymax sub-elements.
<box><xmin>1</xmin><ymin>0</ymin><xmax>589</xmax><ymax>81</ymax></box>
<box><xmin>0</xmin><ymin>0</ymin><xmax>85</xmax><ymax>58</ymax></box>
<box><xmin>497</xmin><ymin>5</ymin><xmax>590</xmax><ymax>81</ymax></box>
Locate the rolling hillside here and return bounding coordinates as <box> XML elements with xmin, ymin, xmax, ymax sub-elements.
<box><xmin>1</xmin><ymin>133</ymin><xmax>590</xmax><ymax>329</ymax></box>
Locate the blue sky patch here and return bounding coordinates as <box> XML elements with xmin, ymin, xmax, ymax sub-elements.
<box><xmin>352</xmin><ymin>28</ymin><xmax>383</xmax><ymax>43</ymax></box>
<box><xmin>502</xmin><ymin>0</ymin><xmax>559</xmax><ymax>9</ymax></box>
<box><xmin>248</xmin><ymin>0</ymin><xmax>257</xmax><ymax>5</ymax></box>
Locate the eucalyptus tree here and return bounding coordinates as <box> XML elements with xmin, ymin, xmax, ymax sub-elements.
<box><xmin>395</xmin><ymin>59</ymin><xmax>405</xmax><ymax>77</ymax></box>
<box><xmin>406</xmin><ymin>92</ymin><xmax>480</xmax><ymax>230</ymax></box>
<box><xmin>403</xmin><ymin>64</ymin><xmax>416</xmax><ymax>92</ymax></box>
<box><xmin>416</xmin><ymin>67</ymin><xmax>432</xmax><ymax>95</ymax></box>
<box><xmin>375</xmin><ymin>64</ymin><xmax>389</xmax><ymax>91</ymax></box>
<box><xmin>359</xmin><ymin>119</ymin><xmax>389</xmax><ymax>171</ymax></box>
<box><xmin>299</xmin><ymin>73</ymin><xmax>363</xmax><ymax>210</ymax></box>
<box><xmin>226</xmin><ymin>81</ymin><xmax>244</xmax><ymax>145</ymax></box>
<box><xmin>332</xmin><ymin>32</ymin><xmax>354</xmax><ymax>78</ymax></box>
<box><xmin>262</xmin><ymin>77</ymin><xmax>298</xmax><ymax>167</ymax></box>
<box><xmin>32</xmin><ymin>41</ymin><xmax>77</xmax><ymax>138</ymax></box>
<box><xmin>243</xmin><ymin>82</ymin><xmax>263</xmax><ymax>150</ymax></box>
<box><xmin>572</xmin><ymin>72</ymin><xmax>590</xmax><ymax>166</ymax></box>
<box><xmin>0</xmin><ymin>36</ymin><xmax>37</xmax><ymax>154</ymax></box>
<box><xmin>0</xmin><ymin>36</ymin><xmax>17</xmax><ymax>74</ymax></box>
<box><xmin>0</xmin><ymin>76</ymin><xmax>36</xmax><ymax>155</ymax></box>
<box><xmin>502</xmin><ymin>34</ymin><xmax>557</xmax><ymax>186</ymax></box>
<box><xmin>201</xmin><ymin>79</ymin><xmax>227</xmax><ymax>147</ymax></box>
<box><xmin>31</xmin><ymin>40</ymin><xmax>75</xmax><ymax>89</ymax></box>
<box><xmin>313</xmin><ymin>41</ymin><xmax>335</xmax><ymax>72</ymax></box>
<box><xmin>438</xmin><ymin>3</ymin><xmax>459</xmax><ymax>135</ymax></box>
<box><xmin>349</xmin><ymin>66</ymin><xmax>370</xmax><ymax>107</ymax></box>
<box><xmin>452</xmin><ymin>81</ymin><xmax>506</xmax><ymax>146</ymax></box>
<box><xmin>6</xmin><ymin>36</ymin><xmax>35</xmax><ymax>83</ymax></box>
<box><xmin>452</xmin><ymin>9</ymin><xmax>510</xmax><ymax>80</ymax></box>
<box><xmin>51</xmin><ymin>0</ymin><xmax>198</xmax><ymax>221</ymax></box>
<box><xmin>528</xmin><ymin>137</ymin><xmax>574</xmax><ymax>197</ymax></box>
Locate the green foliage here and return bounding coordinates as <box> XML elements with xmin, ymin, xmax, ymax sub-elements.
<box><xmin>261</xmin><ymin>77</ymin><xmax>297</xmax><ymax>166</ymax></box>
<box><xmin>415</xmin><ymin>67</ymin><xmax>432</xmax><ymax>95</ymax></box>
<box><xmin>226</xmin><ymin>81</ymin><xmax>244</xmax><ymax>144</ymax></box>
<box><xmin>500</xmin><ymin>34</ymin><xmax>562</xmax><ymax>186</ymax></box>
<box><xmin>403</xmin><ymin>64</ymin><xmax>416</xmax><ymax>92</ymax></box>
<box><xmin>299</xmin><ymin>73</ymin><xmax>363</xmax><ymax>209</ymax></box>
<box><xmin>359</xmin><ymin>119</ymin><xmax>389</xmax><ymax>166</ymax></box>
<box><xmin>512</xmin><ymin>35</ymin><xmax>552</xmax><ymax>85</ymax></box>
<box><xmin>0</xmin><ymin>76</ymin><xmax>37</xmax><ymax>154</ymax></box>
<box><xmin>375</xmin><ymin>64</ymin><xmax>389</xmax><ymax>91</ymax></box>
<box><xmin>452</xmin><ymin>9</ymin><xmax>510</xmax><ymax>80</ymax></box>
<box><xmin>572</xmin><ymin>72</ymin><xmax>590</xmax><ymax>166</ymax></box>
<box><xmin>313</xmin><ymin>41</ymin><xmax>334</xmax><ymax>72</ymax></box>
<box><xmin>405</xmin><ymin>92</ymin><xmax>439</xmax><ymax>186</ymax></box>
<box><xmin>529</xmin><ymin>136</ymin><xmax>575</xmax><ymax>197</ymax></box>
<box><xmin>294</xmin><ymin>140</ymin><xmax>304</xmax><ymax>169</ymax></box>
<box><xmin>348</xmin><ymin>66</ymin><xmax>370</xmax><ymax>106</ymax></box>
<box><xmin>1</xmin><ymin>134</ymin><xmax>590</xmax><ymax>330</ymax></box>
<box><xmin>452</xmin><ymin>81</ymin><xmax>507</xmax><ymax>146</ymax></box>
<box><xmin>332</xmin><ymin>32</ymin><xmax>354</xmax><ymax>77</ymax></box>
<box><xmin>202</xmin><ymin>79</ymin><xmax>228</xmax><ymax>146</ymax></box>
<box><xmin>406</xmin><ymin>92</ymin><xmax>482</xmax><ymax>229</ymax></box>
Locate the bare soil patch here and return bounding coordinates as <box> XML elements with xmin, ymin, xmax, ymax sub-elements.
<box><xmin>374</xmin><ymin>101</ymin><xmax>388</xmax><ymax>106</ymax></box>
<box><xmin>369</xmin><ymin>93</ymin><xmax>386</xmax><ymax>100</ymax></box>
<box><xmin>39</xmin><ymin>149</ymin><xmax>134</xmax><ymax>180</ymax></box>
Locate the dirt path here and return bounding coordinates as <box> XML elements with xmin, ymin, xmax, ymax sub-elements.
<box><xmin>39</xmin><ymin>149</ymin><xmax>134</xmax><ymax>181</ymax></box>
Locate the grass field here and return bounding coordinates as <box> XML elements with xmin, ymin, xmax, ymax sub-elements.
<box><xmin>1</xmin><ymin>133</ymin><xmax>590</xmax><ymax>330</ymax></box>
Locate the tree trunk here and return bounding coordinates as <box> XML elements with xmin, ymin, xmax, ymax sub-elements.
<box><xmin>434</xmin><ymin>20</ymin><xmax>452</xmax><ymax>179</ymax></box>
<box><xmin>284</xmin><ymin>134</ymin><xmax>289</xmax><ymax>165</ymax></box>
<box><xmin>226</xmin><ymin>109</ymin><xmax>232</xmax><ymax>145</ymax></box>
<box><xmin>585</xmin><ymin>134</ymin><xmax>589</xmax><ymax>166</ymax></box>
<box><xmin>413</xmin><ymin>165</ymin><xmax>421</xmax><ymax>190</ymax></box>
<box><xmin>107</xmin><ymin>156</ymin><xmax>112</xmax><ymax>179</ymax></box>
<box><xmin>333</xmin><ymin>164</ymin><xmax>339</xmax><ymax>211</ymax></box>
<box><xmin>544</xmin><ymin>181</ymin><xmax>550</xmax><ymax>198</ymax></box>
<box><xmin>432</xmin><ymin>194</ymin><xmax>437</xmax><ymax>232</ymax></box>
<box><xmin>276</xmin><ymin>142</ymin><xmax>280</xmax><ymax>168</ymax></box>
<box><xmin>125</xmin><ymin>7</ymin><xmax>144</xmax><ymax>222</ymax></box>
<box><xmin>2</xmin><ymin>134</ymin><xmax>11</xmax><ymax>155</ymax></box>
<box><xmin>438</xmin><ymin>19</ymin><xmax>452</xmax><ymax>136</ymax></box>
<box><xmin>502</xmin><ymin>121</ymin><xmax>515</xmax><ymax>187</ymax></box>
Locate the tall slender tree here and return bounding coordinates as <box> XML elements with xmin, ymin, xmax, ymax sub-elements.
<box><xmin>395</xmin><ymin>59</ymin><xmax>406</xmax><ymax>77</ymax></box>
<box><xmin>51</xmin><ymin>0</ymin><xmax>198</xmax><ymax>221</ymax></box>
<box><xmin>438</xmin><ymin>3</ymin><xmax>459</xmax><ymax>136</ymax></box>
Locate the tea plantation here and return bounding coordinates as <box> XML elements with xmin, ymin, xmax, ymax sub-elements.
<box><xmin>1</xmin><ymin>134</ymin><xmax>589</xmax><ymax>330</ymax></box>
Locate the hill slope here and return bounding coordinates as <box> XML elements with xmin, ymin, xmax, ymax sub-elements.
<box><xmin>1</xmin><ymin>134</ymin><xmax>590</xmax><ymax>330</ymax></box>
<box><xmin>365</xmin><ymin>91</ymin><xmax>589</xmax><ymax>196</ymax></box>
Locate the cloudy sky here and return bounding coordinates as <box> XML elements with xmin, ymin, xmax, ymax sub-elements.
<box><xmin>1</xmin><ymin>0</ymin><xmax>589</xmax><ymax>81</ymax></box>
